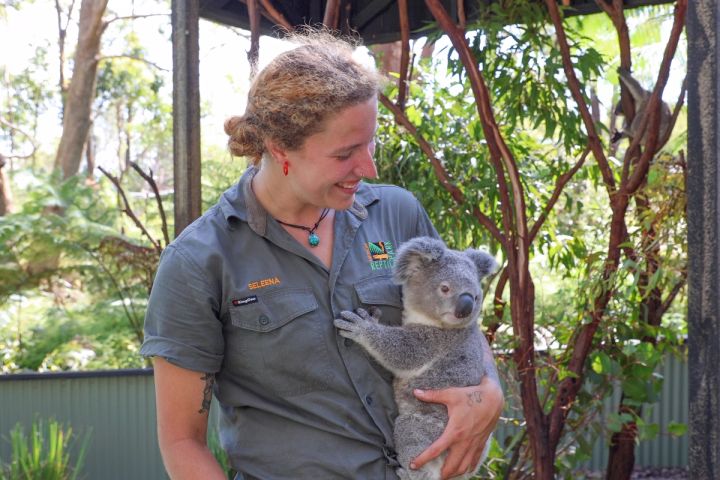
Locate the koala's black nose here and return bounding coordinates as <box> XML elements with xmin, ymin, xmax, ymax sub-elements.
<box><xmin>454</xmin><ymin>293</ymin><xmax>475</xmax><ymax>318</ymax></box>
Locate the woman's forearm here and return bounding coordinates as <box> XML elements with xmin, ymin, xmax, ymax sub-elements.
<box><xmin>161</xmin><ymin>437</ymin><xmax>228</xmax><ymax>480</ymax></box>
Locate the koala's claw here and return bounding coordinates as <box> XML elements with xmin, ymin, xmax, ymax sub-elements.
<box><xmin>365</xmin><ymin>306</ymin><xmax>383</xmax><ymax>322</ymax></box>
<box><xmin>356</xmin><ymin>307</ymin><xmax>382</xmax><ymax>324</ymax></box>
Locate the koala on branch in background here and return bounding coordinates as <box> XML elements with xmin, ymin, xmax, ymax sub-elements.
<box><xmin>334</xmin><ymin>236</ymin><xmax>498</xmax><ymax>480</ymax></box>
<box><xmin>612</xmin><ymin>67</ymin><xmax>672</xmax><ymax>146</ymax></box>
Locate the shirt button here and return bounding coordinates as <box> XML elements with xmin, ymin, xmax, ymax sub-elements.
<box><xmin>365</xmin><ymin>395</ymin><xmax>373</xmax><ymax>406</ymax></box>
<box><xmin>258</xmin><ymin>315</ymin><xmax>270</xmax><ymax>326</ymax></box>
<box><xmin>344</xmin><ymin>338</ymin><xmax>353</xmax><ymax>347</ymax></box>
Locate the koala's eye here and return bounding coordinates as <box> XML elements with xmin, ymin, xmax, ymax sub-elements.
<box><xmin>440</xmin><ymin>284</ymin><xmax>450</xmax><ymax>293</ymax></box>
<box><xmin>475</xmin><ymin>295</ymin><xmax>479</xmax><ymax>301</ymax></box>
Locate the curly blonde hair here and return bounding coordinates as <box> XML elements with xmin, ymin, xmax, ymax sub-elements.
<box><xmin>224</xmin><ymin>30</ymin><xmax>382</xmax><ymax>164</ymax></box>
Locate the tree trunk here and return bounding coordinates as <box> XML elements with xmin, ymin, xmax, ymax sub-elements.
<box><xmin>511</xmin><ymin>278</ymin><xmax>556</xmax><ymax>479</ymax></box>
<box><xmin>54</xmin><ymin>0</ymin><xmax>108</xmax><ymax>179</ymax></box>
<box><xmin>606</xmin><ymin>397</ymin><xmax>639</xmax><ymax>480</ymax></box>
<box><xmin>0</xmin><ymin>153</ymin><xmax>12</xmax><ymax>216</ymax></box>
<box><xmin>606</xmin><ymin>190</ymin><xmax>666</xmax><ymax>479</ymax></box>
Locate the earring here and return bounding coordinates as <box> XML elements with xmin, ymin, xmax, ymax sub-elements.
<box><xmin>283</xmin><ymin>162</ymin><xmax>289</xmax><ymax>176</ymax></box>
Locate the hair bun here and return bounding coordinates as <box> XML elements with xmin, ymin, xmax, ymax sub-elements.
<box><xmin>224</xmin><ymin>114</ymin><xmax>263</xmax><ymax>162</ymax></box>
<box><xmin>223</xmin><ymin>115</ymin><xmax>243</xmax><ymax>137</ymax></box>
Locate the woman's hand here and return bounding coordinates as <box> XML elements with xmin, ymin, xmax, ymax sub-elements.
<box><xmin>410</xmin><ymin>376</ymin><xmax>504</xmax><ymax>479</ymax></box>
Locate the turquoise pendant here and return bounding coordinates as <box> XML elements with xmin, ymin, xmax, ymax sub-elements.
<box><xmin>308</xmin><ymin>233</ymin><xmax>320</xmax><ymax>247</ymax></box>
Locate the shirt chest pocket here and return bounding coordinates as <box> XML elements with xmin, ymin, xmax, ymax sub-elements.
<box><xmin>227</xmin><ymin>288</ymin><xmax>334</xmax><ymax>397</ymax></box>
<box><xmin>354</xmin><ymin>274</ymin><xmax>403</xmax><ymax>326</ymax></box>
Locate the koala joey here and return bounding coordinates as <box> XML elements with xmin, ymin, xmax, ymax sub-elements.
<box><xmin>334</xmin><ymin>236</ymin><xmax>498</xmax><ymax>480</ymax></box>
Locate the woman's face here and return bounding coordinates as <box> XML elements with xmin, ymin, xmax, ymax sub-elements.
<box><xmin>282</xmin><ymin>97</ymin><xmax>379</xmax><ymax>211</ymax></box>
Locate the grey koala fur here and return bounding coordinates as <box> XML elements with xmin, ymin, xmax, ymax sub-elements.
<box><xmin>334</xmin><ymin>236</ymin><xmax>498</xmax><ymax>480</ymax></box>
<box><xmin>613</xmin><ymin>67</ymin><xmax>672</xmax><ymax>146</ymax></box>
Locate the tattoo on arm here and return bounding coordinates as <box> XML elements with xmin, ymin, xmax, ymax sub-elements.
<box><xmin>467</xmin><ymin>391</ymin><xmax>483</xmax><ymax>406</ymax></box>
<box><xmin>198</xmin><ymin>373</ymin><xmax>214</xmax><ymax>414</ymax></box>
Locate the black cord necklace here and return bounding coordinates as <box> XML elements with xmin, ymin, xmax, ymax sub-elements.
<box><xmin>275</xmin><ymin>208</ymin><xmax>331</xmax><ymax>247</ymax></box>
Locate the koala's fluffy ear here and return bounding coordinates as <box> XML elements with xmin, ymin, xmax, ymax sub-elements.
<box><xmin>393</xmin><ymin>237</ymin><xmax>446</xmax><ymax>284</ymax></box>
<box><xmin>465</xmin><ymin>249</ymin><xmax>498</xmax><ymax>280</ymax></box>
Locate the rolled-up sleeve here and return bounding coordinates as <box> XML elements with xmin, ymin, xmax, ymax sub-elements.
<box><xmin>140</xmin><ymin>245</ymin><xmax>224</xmax><ymax>373</ymax></box>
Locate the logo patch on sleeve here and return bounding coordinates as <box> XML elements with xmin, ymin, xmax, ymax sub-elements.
<box><xmin>232</xmin><ymin>295</ymin><xmax>258</xmax><ymax>306</ymax></box>
<box><xmin>364</xmin><ymin>241</ymin><xmax>396</xmax><ymax>270</ymax></box>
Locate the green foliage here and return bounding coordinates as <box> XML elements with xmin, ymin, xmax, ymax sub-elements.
<box><xmin>667</xmin><ymin>421</ymin><xmax>687</xmax><ymax>437</ymax></box>
<box><xmin>201</xmin><ymin>145</ymin><xmax>249</xmax><ymax>210</ymax></box>
<box><xmin>0</xmin><ymin>418</ymin><xmax>90</xmax><ymax>480</ymax></box>
<box><xmin>0</xmin><ymin>172</ymin><xmax>156</xmax><ymax>372</ymax></box>
<box><xmin>0</xmin><ymin>1</ymin><xmax>688</xmax><ymax>476</ymax></box>
<box><xmin>207</xmin><ymin>426</ymin><xmax>235</xmax><ymax>479</ymax></box>
<box><xmin>0</xmin><ymin>46</ymin><xmax>53</xmax><ymax>166</ymax></box>
<box><xmin>377</xmin><ymin>2</ymin><xmax>686</xmax><ymax>475</ymax></box>
<box><xmin>95</xmin><ymin>41</ymin><xmax>173</xmax><ymax>191</ymax></box>
<box><xmin>378</xmin><ymin>1</ymin><xmax>605</xmax><ymax>256</ymax></box>
<box><xmin>1</xmin><ymin>1</ymin><xmax>173</xmax><ymax>373</ymax></box>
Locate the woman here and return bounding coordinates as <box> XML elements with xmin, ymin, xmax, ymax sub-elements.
<box><xmin>141</xmin><ymin>31</ymin><xmax>503</xmax><ymax>480</ymax></box>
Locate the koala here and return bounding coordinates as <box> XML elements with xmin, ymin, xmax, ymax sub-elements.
<box><xmin>334</xmin><ymin>236</ymin><xmax>498</xmax><ymax>480</ymax></box>
<box><xmin>612</xmin><ymin>67</ymin><xmax>672</xmax><ymax>146</ymax></box>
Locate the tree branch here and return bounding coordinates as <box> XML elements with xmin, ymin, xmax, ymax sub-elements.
<box><xmin>624</xmin><ymin>0</ymin><xmax>687</xmax><ymax>195</ymax></box>
<box><xmin>247</xmin><ymin>0</ymin><xmax>261</xmax><ymax>77</ymax></box>
<box><xmin>323</xmin><ymin>0</ymin><xmax>341</xmax><ymax>29</ymax></box>
<box><xmin>665</xmin><ymin>76</ymin><xmax>688</xmax><ymax>145</ymax></box>
<box><xmin>379</xmin><ymin>93</ymin><xmax>506</xmax><ymax>247</ymax></box>
<box><xmin>258</xmin><ymin>0</ymin><xmax>293</xmax><ymax>31</ymax></box>
<box><xmin>529</xmin><ymin>148</ymin><xmax>590</xmax><ymax>243</ymax></box>
<box><xmin>98</xmin><ymin>166</ymin><xmax>162</xmax><ymax>253</ymax></box>
<box><xmin>129</xmin><ymin>161</ymin><xmax>170</xmax><ymax>248</ymax></box>
<box><xmin>98</xmin><ymin>55</ymin><xmax>169</xmax><ymax>72</ymax></box>
<box><xmin>545</xmin><ymin>0</ymin><xmax>615</xmax><ymax>193</ymax></box>
<box><xmin>661</xmin><ymin>272</ymin><xmax>687</xmax><ymax>317</ymax></box>
<box><xmin>236</xmin><ymin>0</ymin><xmax>295</xmax><ymax>32</ymax></box>
<box><xmin>543</xmin><ymin>3</ymin><xmax>688</xmax><ymax>441</ymax></box>
<box><xmin>457</xmin><ymin>0</ymin><xmax>466</xmax><ymax>29</ymax></box>
<box><xmin>397</xmin><ymin>0</ymin><xmax>410</xmax><ymax>109</ymax></box>
<box><xmin>487</xmin><ymin>266</ymin><xmax>509</xmax><ymax>343</ymax></box>
<box><xmin>104</xmin><ymin>13</ymin><xmax>169</xmax><ymax>26</ymax></box>
<box><xmin>0</xmin><ymin>117</ymin><xmax>38</xmax><ymax>159</ymax></box>
<box><xmin>426</xmin><ymin>0</ymin><xmax>529</xmax><ymax>268</ymax></box>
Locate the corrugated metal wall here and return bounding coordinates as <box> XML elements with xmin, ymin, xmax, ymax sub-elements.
<box><xmin>0</xmin><ymin>370</ymin><xmax>168</xmax><ymax>480</ymax></box>
<box><xmin>588</xmin><ymin>351</ymin><xmax>689</xmax><ymax>470</ymax></box>
<box><xmin>0</xmin><ymin>355</ymin><xmax>687</xmax><ymax>478</ymax></box>
<box><xmin>493</xmin><ymin>352</ymin><xmax>689</xmax><ymax>471</ymax></box>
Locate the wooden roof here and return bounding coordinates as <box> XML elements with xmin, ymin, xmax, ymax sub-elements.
<box><xmin>198</xmin><ymin>0</ymin><xmax>676</xmax><ymax>45</ymax></box>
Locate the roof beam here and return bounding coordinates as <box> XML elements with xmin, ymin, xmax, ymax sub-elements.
<box><xmin>351</xmin><ymin>0</ymin><xmax>394</xmax><ymax>30</ymax></box>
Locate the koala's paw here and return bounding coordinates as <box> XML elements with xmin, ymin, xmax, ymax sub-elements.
<box><xmin>333</xmin><ymin>308</ymin><xmax>379</xmax><ymax>340</ymax></box>
<box><xmin>333</xmin><ymin>311</ymin><xmax>365</xmax><ymax>340</ymax></box>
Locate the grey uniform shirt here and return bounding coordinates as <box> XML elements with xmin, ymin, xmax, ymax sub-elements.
<box><xmin>140</xmin><ymin>166</ymin><xmax>439</xmax><ymax>479</ymax></box>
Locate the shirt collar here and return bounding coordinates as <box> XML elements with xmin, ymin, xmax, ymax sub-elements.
<box><xmin>218</xmin><ymin>165</ymin><xmax>379</xmax><ymax>232</ymax></box>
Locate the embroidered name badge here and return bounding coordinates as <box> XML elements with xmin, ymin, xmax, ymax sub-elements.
<box><xmin>248</xmin><ymin>276</ymin><xmax>281</xmax><ymax>290</ymax></box>
<box><xmin>232</xmin><ymin>295</ymin><xmax>258</xmax><ymax>306</ymax></box>
<box><xmin>365</xmin><ymin>241</ymin><xmax>396</xmax><ymax>270</ymax></box>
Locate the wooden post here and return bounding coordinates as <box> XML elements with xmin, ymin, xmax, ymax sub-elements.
<box><xmin>688</xmin><ymin>1</ymin><xmax>720</xmax><ymax>478</ymax></box>
<box><xmin>172</xmin><ymin>0</ymin><xmax>201</xmax><ymax>237</ymax></box>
